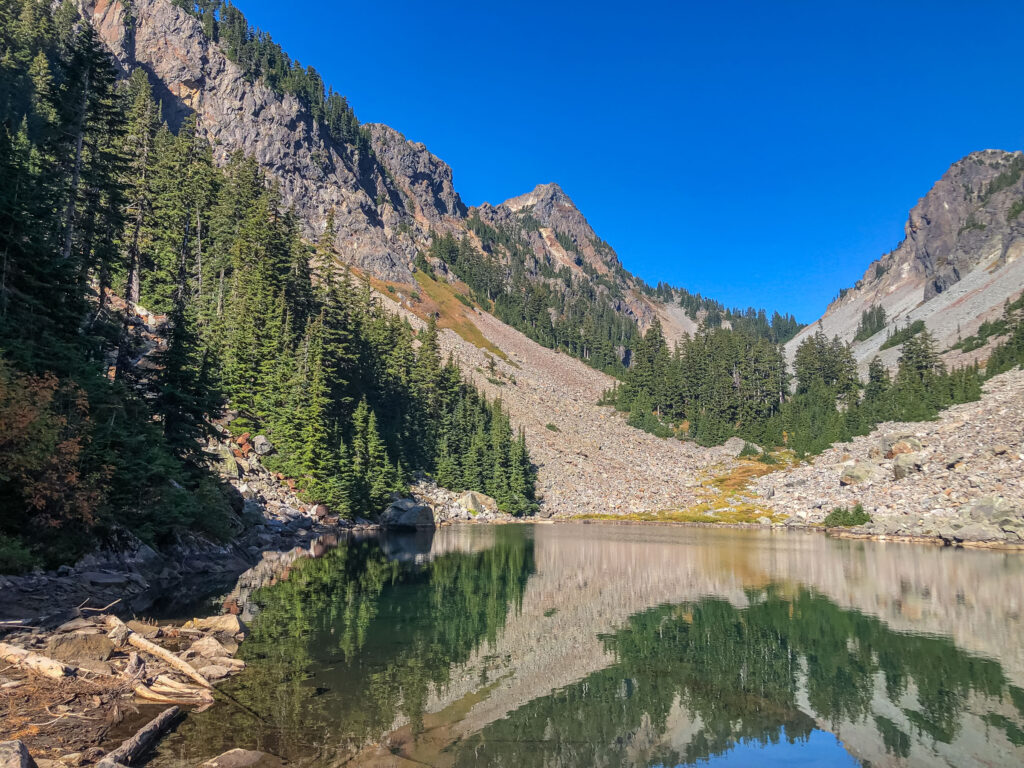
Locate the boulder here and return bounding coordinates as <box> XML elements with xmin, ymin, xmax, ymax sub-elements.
<box><xmin>311</xmin><ymin>504</ymin><xmax>328</xmax><ymax>520</ymax></box>
<box><xmin>253</xmin><ymin>435</ymin><xmax>273</xmax><ymax>455</ymax></box>
<box><xmin>721</xmin><ymin>437</ymin><xmax>747</xmax><ymax>456</ymax></box>
<box><xmin>380</xmin><ymin>499</ymin><xmax>435</xmax><ymax>530</ymax></box>
<box><xmin>955</xmin><ymin>523</ymin><xmax>1007</xmax><ymax>543</ymax></box>
<box><xmin>197</xmin><ymin>664</ymin><xmax>232</xmax><ymax>681</ymax></box>
<box><xmin>839</xmin><ymin>461</ymin><xmax>878</xmax><ymax>486</ymax></box>
<box><xmin>893</xmin><ymin>453</ymin><xmax>922</xmax><ymax>480</ymax></box>
<box><xmin>126</xmin><ymin>620</ymin><xmax>161</xmax><ymax>639</ymax></box>
<box><xmin>886</xmin><ymin>438</ymin><xmax>922</xmax><ymax>459</ymax></box>
<box><xmin>46</xmin><ymin>632</ymin><xmax>114</xmax><ymax>663</ymax></box>
<box><xmin>967</xmin><ymin>495</ymin><xmax>1015</xmax><ymax>521</ymax></box>
<box><xmin>184</xmin><ymin>614</ymin><xmax>247</xmax><ymax>636</ymax></box>
<box><xmin>454</xmin><ymin>491</ymin><xmax>498</xmax><ymax>515</ymax></box>
<box><xmin>185</xmin><ymin>636</ymin><xmax>230</xmax><ymax>659</ymax></box>
<box><xmin>200</xmin><ymin>749</ymin><xmax>284</xmax><ymax>768</ymax></box>
<box><xmin>215</xmin><ymin>446</ymin><xmax>242</xmax><ymax>479</ymax></box>
<box><xmin>0</xmin><ymin>741</ymin><xmax>36</xmax><ymax>768</ymax></box>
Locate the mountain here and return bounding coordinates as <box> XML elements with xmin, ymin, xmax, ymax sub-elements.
<box><xmin>787</xmin><ymin>150</ymin><xmax>1024</xmax><ymax>369</ymax></box>
<box><xmin>80</xmin><ymin>0</ymin><xmax>731</xmax><ymax>361</ymax></box>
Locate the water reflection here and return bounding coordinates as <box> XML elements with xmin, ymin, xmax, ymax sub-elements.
<box><xmin>152</xmin><ymin>524</ymin><xmax>1024</xmax><ymax>768</ymax></box>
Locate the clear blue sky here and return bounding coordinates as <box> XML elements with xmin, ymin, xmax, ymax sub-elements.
<box><xmin>232</xmin><ymin>0</ymin><xmax>1024</xmax><ymax>322</ymax></box>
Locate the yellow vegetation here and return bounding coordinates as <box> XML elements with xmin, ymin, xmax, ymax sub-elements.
<box><xmin>575</xmin><ymin>453</ymin><xmax>793</xmax><ymax>526</ymax></box>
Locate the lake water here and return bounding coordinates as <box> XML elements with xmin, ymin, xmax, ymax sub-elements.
<box><xmin>149</xmin><ymin>523</ymin><xmax>1024</xmax><ymax>767</ymax></box>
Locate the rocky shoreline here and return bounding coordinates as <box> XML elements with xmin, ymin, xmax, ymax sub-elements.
<box><xmin>752</xmin><ymin>368</ymin><xmax>1024</xmax><ymax>546</ymax></box>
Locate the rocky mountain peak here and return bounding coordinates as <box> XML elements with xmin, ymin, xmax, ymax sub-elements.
<box><xmin>502</xmin><ymin>182</ymin><xmax>571</xmax><ymax>212</ymax></box>
<box><xmin>787</xmin><ymin>148</ymin><xmax>1024</xmax><ymax>371</ymax></box>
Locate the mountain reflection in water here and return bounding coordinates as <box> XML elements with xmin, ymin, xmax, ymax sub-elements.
<box><xmin>150</xmin><ymin>524</ymin><xmax>1024</xmax><ymax>768</ymax></box>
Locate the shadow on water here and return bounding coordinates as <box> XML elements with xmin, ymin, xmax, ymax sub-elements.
<box><xmin>146</xmin><ymin>525</ymin><xmax>1024</xmax><ymax>768</ymax></box>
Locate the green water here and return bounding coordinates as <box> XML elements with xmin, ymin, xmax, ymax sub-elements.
<box><xmin>150</xmin><ymin>524</ymin><xmax>1024</xmax><ymax>767</ymax></box>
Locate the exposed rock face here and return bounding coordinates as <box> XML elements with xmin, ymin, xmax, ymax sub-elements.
<box><xmin>788</xmin><ymin>150</ymin><xmax>1024</xmax><ymax>370</ymax></box>
<box><xmin>366</xmin><ymin>124</ymin><xmax>467</xmax><ymax>223</ymax></box>
<box><xmin>81</xmin><ymin>0</ymin><xmax>419</xmax><ymax>281</ymax></box>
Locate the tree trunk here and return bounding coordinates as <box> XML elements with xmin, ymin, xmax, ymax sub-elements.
<box><xmin>0</xmin><ymin>642</ymin><xmax>74</xmax><ymax>680</ymax></box>
<box><xmin>96</xmin><ymin>706</ymin><xmax>181</xmax><ymax>767</ymax></box>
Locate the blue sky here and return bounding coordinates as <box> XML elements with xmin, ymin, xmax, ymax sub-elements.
<box><xmin>232</xmin><ymin>0</ymin><xmax>1024</xmax><ymax>322</ymax></box>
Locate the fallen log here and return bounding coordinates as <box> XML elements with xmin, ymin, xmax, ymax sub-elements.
<box><xmin>150</xmin><ymin>673</ymin><xmax>215</xmax><ymax>698</ymax></box>
<box><xmin>0</xmin><ymin>641</ymin><xmax>74</xmax><ymax>680</ymax></box>
<box><xmin>132</xmin><ymin>680</ymin><xmax>213</xmax><ymax>705</ymax></box>
<box><xmin>104</xmin><ymin>615</ymin><xmax>212</xmax><ymax>690</ymax></box>
<box><xmin>96</xmin><ymin>705</ymin><xmax>181</xmax><ymax>767</ymax></box>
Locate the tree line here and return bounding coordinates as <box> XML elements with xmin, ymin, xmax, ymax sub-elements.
<box><xmin>0</xmin><ymin>1</ymin><xmax>534</xmax><ymax>572</ymax></box>
<box><xmin>606</xmin><ymin>316</ymin><xmax>999</xmax><ymax>456</ymax></box>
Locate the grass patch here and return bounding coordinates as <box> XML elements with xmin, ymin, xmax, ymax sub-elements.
<box><xmin>823</xmin><ymin>504</ymin><xmax>871</xmax><ymax>527</ymax></box>
<box><xmin>544</xmin><ymin>608</ymin><xmax>558</xmax><ymax>617</ymax></box>
<box><xmin>545</xmin><ymin>423</ymin><xmax>560</xmax><ymax>432</ymax></box>
<box><xmin>577</xmin><ymin>504</ymin><xmax>782</xmax><ymax>526</ymax></box>
<box><xmin>413</xmin><ymin>271</ymin><xmax>508</xmax><ymax>359</ymax></box>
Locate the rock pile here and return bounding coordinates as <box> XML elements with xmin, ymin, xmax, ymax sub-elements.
<box><xmin>408</xmin><ymin>480</ymin><xmax>521</xmax><ymax>524</ymax></box>
<box><xmin>753</xmin><ymin>368</ymin><xmax>1024</xmax><ymax>545</ymax></box>
<box><xmin>382</xmin><ymin>293</ymin><xmax>740</xmax><ymax>518</ymax></box>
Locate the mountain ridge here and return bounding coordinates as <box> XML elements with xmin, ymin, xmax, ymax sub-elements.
<box><xmin>787</xmin><ymin>149</ymin><xmax>1024</xmax><ymax>369</ymax></box>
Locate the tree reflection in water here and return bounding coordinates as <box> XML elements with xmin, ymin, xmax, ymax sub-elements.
<box><xmin>152</xmin><ymin>528</ymin><xmax>1024</xmax><ymax>768</ymax></box>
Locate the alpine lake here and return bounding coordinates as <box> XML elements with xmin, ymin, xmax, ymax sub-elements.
<box><xmin>140</xmin><ymin>523</ymin><xmax>1024</xmax><ymax>767</ymax></box>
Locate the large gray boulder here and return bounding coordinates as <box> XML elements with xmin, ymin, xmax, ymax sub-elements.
<box><xmin>893</xmin><ymin>452</ymin><xmax>922</xmax><ymax>480</ymax></box>
<box><xmin>252</xmin><ymin>435</ymin><xmax>273</xmax><ymax>455</ymax></box>
<box><xmin>46</xmin><ymin>632</ymin><xmax>114</xmax><ymax>663</ymax></box>
<box><xmin>955</xmin><ymin>523</ymin><xmax>1007</xmax><ymax>543</ymax></box>
<box><xmin>839</xmin><ymin>461</ymin><xmax>878</xmax><ymax>486</ymax></box>
<box><xmin>381</xmin><ymin>499</ymin><xmax>435</xmax><ymax>530</ymax></box>
<box><xmin>454</xmin><ymin>491</ymin><xmax>498</xmax><ymax>515</ymax></box>
<box><xmin>968</xmin><ymin>495</ymin><xmax>1016</xmax><ymax>521</ymax></box>
<box><xmin>0</xmin><ymin>741</ymin><xmax>37</xmax><ymax>768</ymax></box>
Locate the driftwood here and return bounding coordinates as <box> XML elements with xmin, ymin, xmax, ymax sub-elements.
<box><xmin>133</xmin><ymin>680</ymin><xmax>212</xmax><ymax>705</ymax></box>
<box><xmin>104</xmin><ymin>615</ymin><xmax>213</xmax><ymax>690</ymax></box>
<box><xmin>0</xmin><ymin>641</ymin><xmax>75</xmax><ymax>680</ymax></box>
<box><xmin>96</xmin><ymin>705</ymin><xmax>181</xmax><ymax>767</ymax></box>
<box><xmin>133</xmin><ymin>674</ymin><xmax>214</xmax><ymax>705</ymax></box>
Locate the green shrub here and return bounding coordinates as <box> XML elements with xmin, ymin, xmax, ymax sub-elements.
<box><xmin>823</xmin><ymin>504</ymin><xmax>871</xmax><ymax>527</ymax></box>
<box><xmin>0</xmin><ymin>535</ymin><xmax>38</xmax><ymax>574</ymax></box>
<box><xmin>455</xmin><ymin>293</ymin><xmax>474</xmax><ymax>309</ymax></box>
<box><xmin>880</xmin><ymin>320</ymin><xmax>926</xmax><ymax>351</ymax></box>
<box><xmin>758</xmin><ymin>452</ymin><xmax>779</xmax><ymax>465</ymax></box>
<box><xmin>545</xmin><ymin>423</ymin><xmax>560</xmax><ymax>432</ymax></box>
<box><xmin>738</xmin><ymin>442</ymin><xmax>761</xmax><ymax>457</ymax></box>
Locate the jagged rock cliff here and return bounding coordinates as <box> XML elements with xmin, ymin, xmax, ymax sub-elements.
<box><xmin>788</xmin><ymin>150</ymin><xmax>1024</xmax><ymax>368</ymax></box>
<box><xmin>365</xmin><ymin>123</ymin><xmax>467</xmax><ymax>224</ymax></box>
<box><xmin>83</xmin><ymin>0</ymin><xmax>424</xmax><ymax>281</ymax></box>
